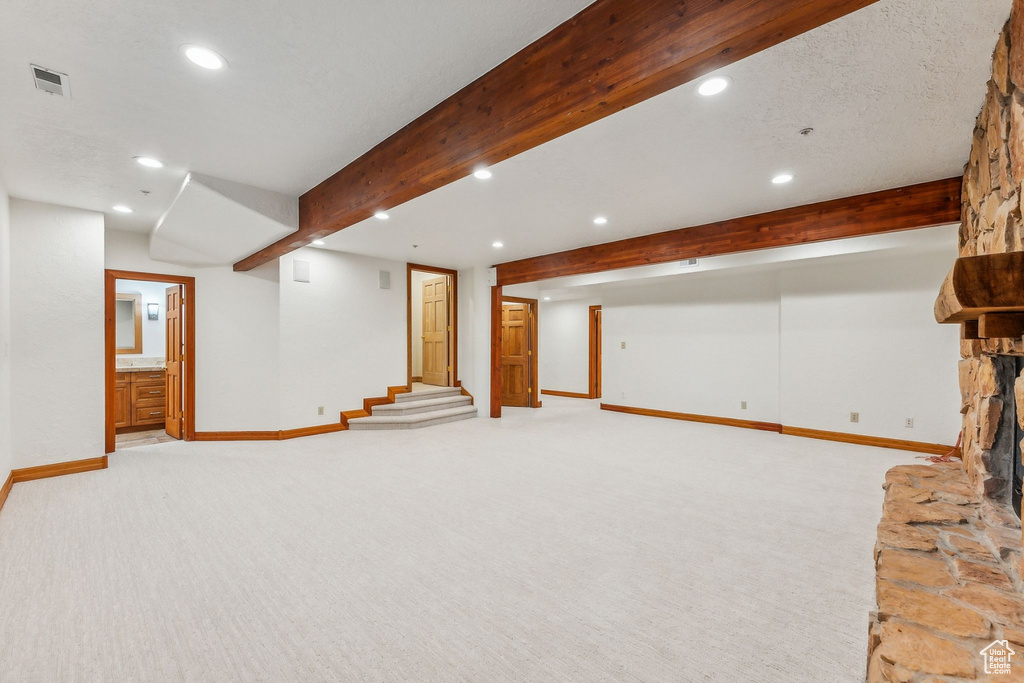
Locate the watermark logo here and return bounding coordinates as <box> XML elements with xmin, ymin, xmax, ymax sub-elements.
<box><xmin>981</xmin><ymin>640</ymin><xmax>1015</xmax><ymax>676</ymax></box>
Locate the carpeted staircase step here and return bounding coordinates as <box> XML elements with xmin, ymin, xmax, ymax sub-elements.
<box><xmin>348</xmin><ymin>404</ymin><xmax>477</xmax><ymax>430</ymax></box>
<box><xmin>393</xmin><ymin>387</ymin><xmax>463</xmax><ymax>403</ymax></box>
<box><xmin>372</xmin><ymin>395</ymin><xmax>472</xmax><ymax>416</ymax></box>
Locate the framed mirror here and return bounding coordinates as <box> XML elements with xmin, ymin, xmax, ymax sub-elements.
<box><xmin>115</xmin><ymin>293</ymin><xmax>143</xmax><ymax>354</ymax></box>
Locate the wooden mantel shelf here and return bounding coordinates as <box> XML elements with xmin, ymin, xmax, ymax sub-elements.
<box><xmin>935</xmin><ymin>251</ymin><xmax>1024</xmax><ymax>338</ymax></box>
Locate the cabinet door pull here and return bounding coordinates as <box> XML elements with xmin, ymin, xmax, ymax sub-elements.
<box><xmin>150</xmin><ymin>411</ymin><xmax>161</xmax><ymax>415</ymax></box>
<box><xmin>149</xmin><ymin>391</ymin><xmax>160</xmax><ymax>394</ymax></box>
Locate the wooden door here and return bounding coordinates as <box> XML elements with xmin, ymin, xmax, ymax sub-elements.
<box><xmin>165</xmin><ymin>285</ymin><xmax>183</xmax><ymax>439</ymax></box>
<box><xmin>501</xmin><ymin>303</ymin><xmax>530</xmax><ymax>407</ymax></box>
<box><xmin>590</xmin><ymin>306</ymin><xmax>602</xmax><ymax>399</ymax></box>
<box><xmin>421</xmin><ymin>277</ymin><xmax>449</xmax><ymax>386</ymax></box>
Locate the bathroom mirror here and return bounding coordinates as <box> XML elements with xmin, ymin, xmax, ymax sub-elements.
<box><xmin>115</xmin><ymin>293</ymin><xmax>143</xmax><ymax>354</ymax></box>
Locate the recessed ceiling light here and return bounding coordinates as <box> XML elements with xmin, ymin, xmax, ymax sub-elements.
<box><xmin>697</xmin><ymin>76</ymin><xmax>730</xmax><ymax>97</ymax></box>
<box><xmin>492</xmin><ymin>241</ymin><xmax>504</xmax><ymax>248</ymax></box>
<box><xmin>374</xmin><ymin>211</ymin><xmax>390</xmax><ymax>220</ymax></box>
<box><xmin>112</xmin><ymin>205</ymin><xmax>133</xmax><ymax>213</ymax></box>
<box><xmin>772</xmin><ymin>174</ymin><xmax>795</xmax><ymax>185</ymax></box>
<box><xmin>593</xmin><ymin>216</ymin><xmax>608</xmax><ymax>225</ymax></box>
<box><xmin>134</xmin><ymin>156</ymin><xmax>164</xmax><ymax>169</ymax></box>
<box><xmin>474</xmin><ymin>169</ymin><xmax>493</xmax><ymax>180</ymax></box>
<box><xmin>543</xmin><ymin>297</ymin><xmax>551</xmax><ymax>301</ymax></box>
<box><xmin>312</xmin><ymin>240</ymin><xmax>325</xmax><ymax>246</ymax></box>
<box><xmin>183</xmin><ymin>45</ymin><xmax>225</xmax><ymax>70</ymax></box>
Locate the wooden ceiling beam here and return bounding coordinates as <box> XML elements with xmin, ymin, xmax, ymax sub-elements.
<box><xmin>496</xmin><ymin>177</ymin><xmax>963</xmax><ymax>286</ymax></box>
<box><xmin>234</xmin><ymin>0</ymin><xmax>881</xmax><ymax>271</ymax></box>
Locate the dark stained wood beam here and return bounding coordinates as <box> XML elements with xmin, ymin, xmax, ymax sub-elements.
<box><xmin>496</xmin><ymin>178</ymin><xmax>962</xmax><ymax>286</ymax></box>
<box><xmin>234</xmin><ymin>0</ymin><xmax>881</xmax><ymax>271</ymax></box>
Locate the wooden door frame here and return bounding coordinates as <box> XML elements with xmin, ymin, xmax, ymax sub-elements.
<box><xmin>406</xmin><ymin>263</ymin><xmax>460</xmax><ymax>389</ymax></box>
<box><xmin>589</xmin><ymin>305</ymin><xmax>602</xmax><ymax>399</ymax></box>
<box><xmin>501</xmin><ymin>296</ymin><xmax>541</xmax><ymax>409</ymax></box>
<box><xmin>105</xmin><ymin>269</ymin><xmax>196</xmax><ymax>453</ymax></box>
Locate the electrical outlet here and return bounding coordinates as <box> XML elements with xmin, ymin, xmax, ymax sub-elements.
<box><xmin>904</xmin><ymin>418</ymin><xmax>914</xmax><ymax>429</ymax></box>
<box><xmin>850</xmin><ymin>412</ymin><xmax>860</xmax><ymax>423</ymax></box>
<box><xmin>741</xmin><ymin>401</ymin><xmax>747</xmax><ymax>410</ymax></box>
<box><xmin>620</xmin><ymin>391</ymin><xmax>626</xmax><ymax>400</ymax></box>
<box><xmin>318</xmin><ymin>406</ymin><xmax>324</xmax><ymax>416</ymax></box>
<box><xmin>621</xmin><ymin>341</ymin><xmax>626</xmax><ymax>349</ymax></box>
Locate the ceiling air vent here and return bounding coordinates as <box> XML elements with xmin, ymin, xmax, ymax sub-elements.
<box><xmin>30</xmin><ymin>65</ymin><xmax>70</xmax><ymax>98</ymax></box>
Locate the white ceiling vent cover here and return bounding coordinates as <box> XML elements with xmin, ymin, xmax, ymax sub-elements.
<box><xmin>30</xmin><ymin>65</ymin><xmax>70</xmax><ymax>98</ymax></box>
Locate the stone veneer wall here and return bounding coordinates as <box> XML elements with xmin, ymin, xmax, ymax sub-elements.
<box><xmin>959</xmin><ymin>7</ymin><xmax>1024</xmax><ymax>502</ymax></box>
<box><xmin>867</xmin><ymin>8</ymin><xmax>1024</xmax><ymax>682</ymax></box>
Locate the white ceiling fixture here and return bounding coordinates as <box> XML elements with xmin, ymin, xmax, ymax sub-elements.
<box><xmin>492</xmin><ymin>241</ymin><xmax>504</xmax><ymax>248</ymax></box>
<box><xmin>112</xmin><ymin>205</ymin><xmax>133</xmax><ymax>213</ymax></box>
<box><xmin>543</xmin><ymin>296</ymin><xmax>551</xmax><ymax>301</ymax></box>
<box><xmin>312</xmin><ymin>240</ymin><xmax>326</xmax><ymax>245</ymax></box>
<box><xmin>134</xmin><ymin>156</ymin><xmax>164</xmax><ymax>169</ymax></box>
<box><xmin>593</xmin><ymin>216</ymin><xmax>608</xmax><ymax>225</ymax></box>
<box><xmin>697</xmin><ymin>76</ymin><xmax>730</xmax><ymax>97</ymax></box>
<box><xmin>374</xmin><ymin>211</ymin><xmax>390</xmax><ymax>220</ymax></box>
<box><xmin>771</xmin><ymin>174</ymin><xmax>795</xmax><ymax>185</ymax></box>
<box><xmin>183</xmin><ymin>45</ymin><xmax>226</xmax><ymax>70</ymax></box>
<box><xmin>473</xmin><ymin>168</ymin><xmax>493</xmax><ymax>179</ymax></box>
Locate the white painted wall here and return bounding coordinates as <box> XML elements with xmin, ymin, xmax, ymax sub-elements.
<box><xmin>779</xmin><ymin>248</ymin><xmax>960</xmax><ymax>444</ymax></box>
<box><xmin>115</xmin><ymin>279</ymin><xmax>173</xmax><ymax>360</ymax></box>
<box><xmin>602</xmin><ymin>269</ymin><xmax>782</xmax><ymax>424</ymax></box>
<box><xmin>10</xmin><ymin>199</ymin><xmax>105</xmax><ymax>468</ymax></box>
<box><xmin>539</xmin><ymin>298</ymin><xmax>600</xmax><ymax>396</ymax></box>
<box><xmin>106</xmin><ymin>229</ymin><xmax>282</xmax><ymax>432</ymax></box>
<box><xmin>278</xmin><ymin>249</ymin><xmax>407</xmax><ymax>430</ymax></box>
<box><xmin>0</xmin><ymin>180</ymin><xmax>12</xmax><ymax>480</ymax></box>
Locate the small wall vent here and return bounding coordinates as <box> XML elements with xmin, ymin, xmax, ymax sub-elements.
<box><xmin>31</xmin><ymin>65</ymin><xmax>70</xmax><ymax>98</ymax></box>
<box><xmin>679</xmin><ymin>258</ymin><xmax>699</xmax><ymax>268</ymax></box>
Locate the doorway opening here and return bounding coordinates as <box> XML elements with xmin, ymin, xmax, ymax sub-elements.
<box><xmin>407</xmin><ymin>263</ymin><xmax>459</xmax><ymax>392</ymax></box>
<box><xmin>589</xmin><ymin>305</ymin><xmax>602</xmax><ymax>399</ymax></box>
<box><xmin>501</xmin><ymin>296</ymin><xmax>541</xmax><ymax>408</ymax></box>
<box><xmin>105</xmin><ymin>270</ymin><xmax>196</xmax><ymax>453</ymax></box>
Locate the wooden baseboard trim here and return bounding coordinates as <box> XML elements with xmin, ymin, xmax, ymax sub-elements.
<box><xmin>542</xmin><ymin>390</ymin><xmax>592</xmax><ymax>399</ymax></box>
<box><xmin>194</xmin><ymin>431</ymin><xmax>281</xmax><ymax>441</ymax></box>
<box><xmin>600</xmin><ymin>403</ymin><xmax>956</xmax><ymax>455</ymax></box>
<box><xmin>780</xmin><ymin>426</ymin><xmax>954</xmax><ymax>455</ymax></box>
<box><xmin>11</xmin><ymin>456</ymin><xmax>109</xmax><ymax>484</ymax></box>
<box><xmin>280</xmin><ymin>424</ymin><xmax>348</xmax><ymax>440</ymax></box>
<box><xmin>411</xmin><ymin>376</ymin><xmax>423</xmax><ymax>383</ymax></box>
<box><xmin>601</xmin><ymin>404</ymin><xmax>783</xmax><ymax>433</ymax></box>
<box><xmin>0</xmin><ymin>471</ymin><xmax>13</xmax><ymax>516</ymax></box>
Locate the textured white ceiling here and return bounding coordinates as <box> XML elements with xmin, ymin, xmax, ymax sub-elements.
<box><xmin>0</xmin><ymin>0</ymin><xmax>594</xmax><ymax>232</ymax></box>
<box><xmin>319</xmin><ymin>0</ymin><xmax>1010</xmax><ymax>269</ymax></box>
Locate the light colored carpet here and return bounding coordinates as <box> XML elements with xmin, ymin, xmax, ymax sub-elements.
<box><xmin>0</xmin><ymin>397</ymin><xmax>913</xmax><ymax>682</ymax></box>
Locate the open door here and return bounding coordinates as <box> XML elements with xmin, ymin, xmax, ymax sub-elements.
<box><xmin>421</xmin><ymin>276</ymin><xmax>449</xmax><ymax>386</ymax></box>
<box><xmin>589</xmin><ymin>305</ymin><xmax>602</xmax><ymax>399</ymax></box>
<box><xmin>165</xmin><ymin>285</ymin><xmax>184</xmax><ymax>439</ymax></box>
<box><xmin>501</xmin><ymin>303</ymin><xmax>530</xmax><ymax>407</ymax></box>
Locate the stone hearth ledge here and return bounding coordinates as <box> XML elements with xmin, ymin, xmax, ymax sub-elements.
<box><xmin>867</xmin><ymin>461</ymin><xmax>1024</xmax><ymax>682</ymax></box>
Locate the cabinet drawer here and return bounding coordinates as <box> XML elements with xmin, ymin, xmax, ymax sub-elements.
<box><xmin>115</xmin><ymin>372</ymin><xmax>131</xmax><ymax>384</ymax></box>
<box><xmin>135</xmin><ymin>406</ymin><xmax>166</xmax><ymax>424</ymax></box>
<box><xmin>132</xmin><ymin>383</ymin><xmax>166</xmax><ymax>404</ymax></box>
<box><xmin>132</xmin><ymin>371</ymin><xmax>166</xmax><ymax>386</ymax></box>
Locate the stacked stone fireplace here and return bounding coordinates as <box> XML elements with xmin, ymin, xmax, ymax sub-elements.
<box><xmin>866</xmin><ymin>9</ymin><xmax>1024</xmax><ymax>682</ymax></box>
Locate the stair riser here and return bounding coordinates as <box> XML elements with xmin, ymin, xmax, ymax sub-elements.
<box><xmin>349</xmin><ymin>412</ymin><xmax>476</xmax><ymax>430</ymax></box>
<box><xmin>373</xmin><ymin>398</ymin><xmax>472</xmax><ymax>416</ymax></box>
<box><xmin>394</xmin><ymin>389</ymin><xmax>462</xmax><ymax>403</ymax></box>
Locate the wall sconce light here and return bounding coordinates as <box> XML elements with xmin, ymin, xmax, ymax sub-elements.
<box><xmin>147</xmin><ymin>303</ymin><xmax>159</xmax><ymax>320</ymax></box>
